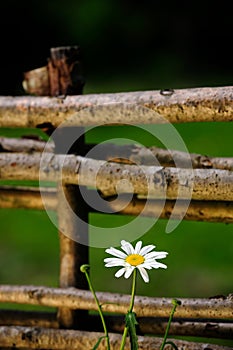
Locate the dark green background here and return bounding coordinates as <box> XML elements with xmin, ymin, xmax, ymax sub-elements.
<box><xmin>0</xmin><ymin>2</ymin><xmax>232</xmax><ymax>346</ymax></box>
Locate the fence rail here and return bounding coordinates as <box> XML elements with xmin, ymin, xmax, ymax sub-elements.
<box><xmin>0</xmin><ymin>86</ymin><xmax>233</xmax><ymax>128</ymax></box>
<box><xmin>0</xmin><ymin>85</ymin><xmax>233</xmax><ymax>349</ymax></box>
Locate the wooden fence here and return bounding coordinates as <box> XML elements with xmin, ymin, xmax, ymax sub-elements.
<box><xmin>0</xmin><ymin>47</ymin><xmax>232</xmax><ymax>349</ymax></box>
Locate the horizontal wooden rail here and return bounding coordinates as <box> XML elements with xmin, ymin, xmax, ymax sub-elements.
<box><xmin>0</xmin><ymin>186</ymin><xmax>57</xmax><ymax>210</ymax></box>
<box><xmin>1</xmin><ymin>310</ymin><xmax>233</xmax><ymax>339</ymax></box>
<box><xmin>0</xmin><ymin>310</ymin><xmax>58</xmax><ymax>328</ymax></box>
<box><xmin>0</xmin><ymin>86</ymin><xmax>233</xmax><ymax>128</ymax></box>
<box><xmin>1</xmin><ymin>137</ymin><xmax>233</xmax><ymax>171</ymax></box>
<box><xmin>0</xmin><ymin>137</ymin><xmax>54</xmax><ymax>153</ymax></box>
<box><xmin>0</xmin><ymin>285</ymin><xmax>232</xmax><ymax>319</ymax></box>
<box><xmin>1</xmin><ymin>186</ymin><xmax>232</xmax><ymax>223</ymax></box>
<box><xmin>0</xmin><ymin>326</ymin><xmax>232</xmax><ymax>350</ymax></box>
<box><xmin>1</xmin><ymin>153</ymin><xmax>233</xmax><ymax>200</ymax></box>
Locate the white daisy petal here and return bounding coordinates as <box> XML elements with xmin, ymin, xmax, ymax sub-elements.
<box><xmin>144</xmin><ymin>251</ymin><xmax>168</xmax><ymax>260</ymax></box>
<box><xmin>104</xmin><ymin>257</ymin><xmax>124</xmax><ymax>263</ymax></box>
<box><xmin>121</xmin><ymin>240</ymin><xmax>134</xmax><ymax>255</ymax></box>
<box><xmin>105</xmin><ymin>247</ymin><xmax>127</xmax><ymax>259</ymax></box>
<box><xmin>115</xmin><ymin>267</ymin><xmax>126</xmax><ymax>278</ymax></box>
<box><xmin>138</xmin><ymin>266</ymin><xmax>149</xmax><ymax>283</ymax></box>
<box><xmin>139</xmin><ymin>263</ymin><xmax>153</xmax><ymax>270</ymax></box>
<box><xmin>149</xmin><ymin>262</ymin><xmax>167</xmax><ymax>269</ymax></box>
<box><xmin>134</xmin><ymin>241</ymin><xmax>142</xmax><ymax>254</ymax></box>
<box><xmin>104</xmin><ymin>258</ymin><xmax>126</xmax><ymax>267</ymax></box>
<box><xmin>139</xmin><ymin>244</ymin><xmax>156</xmax><ymax>256</ymax></box>
<box><xmin>124</xmin><ymin>266</ymin><xmax>135</xmax><ymax>279</ymax></box>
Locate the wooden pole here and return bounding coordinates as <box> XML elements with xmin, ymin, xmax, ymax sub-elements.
<box><xmin>0</xmin><ymin>86</ymin><xmax>233</xmax><ymax>128</ymax></box>
<box><xmin>0</xmin><ymin>326</ymin><xmax>232</xmax><ymax>350</ymax></box>
<box><xmin>47</xmin><ymin>46</ymin><xmax>89</xmax><ymax>329</ymax></box>
<box><xmin>1</xmin><ymin>186</ymin><xmax>233</xmax><ymax>223</ymax></box>
<box><xmin>0</xmin><ymin>285</ymin><xmax>232</xmax><ymax>320</ymax></box>
<box><xmin>1</xmin><ymin>152</ymin><xmax>233</xmax><ymax>201</ymax></box>
<box><xmin>1</xmin><ymin>310</ymin><xmax>232</xmax><ymax>340</ymax></box>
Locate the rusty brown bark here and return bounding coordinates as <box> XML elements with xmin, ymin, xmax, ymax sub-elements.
<box><xmin>0</xmin><ymin>86</ymin><xmax>233</xmax><ymax>128</ymax></box>
<box><xmin>0</xmin><ymin>285</ymin><xmax>232</xmax><ymax>319</ymax></box>
<box><xmin>22</xmin><ymin>46</ymin><xmax>84</xmax><ymax>96</ymax></box>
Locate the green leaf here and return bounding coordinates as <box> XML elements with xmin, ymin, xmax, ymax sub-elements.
<box><xmin>92</xmin><ymin>336</ymin><xmax>106</xmax><ymax>350</ymax></box>
<box><xmin>125</xmin><ymin>311</ymin><xmax>138</xmax><ymax>350</ymax></box>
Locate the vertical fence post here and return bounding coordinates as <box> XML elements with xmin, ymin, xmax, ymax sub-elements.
<box><xmin>47</xmin><ymin>46</ymin><xmax>89</xmax><ymax>329</ymax></box>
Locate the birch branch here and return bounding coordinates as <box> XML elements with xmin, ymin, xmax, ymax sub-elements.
<box><xmin>1</xmin><ymin>186</ymin><xmax>232</xmax><ymax>223</ymax></box>
<box><xmin>0</xmin><ymin>310</ymin><xmax>58</xmax><ymax>328</ymax></box>
<box><xmin>0</xmin><ymin>137</ymin><xmax>54</xmax><ymax>153</ymax></box>
<box><xmin>89</xmin><ymin>314</ymin><xmax>233</xmax><ymax>339</ymax></box>
<box><xmin>117</xmin><ymin>144</ymin><xmax>233</xmax><ymax>171</ymax></box>
<box><xmin>105</xmin><ymin>196</ymin><xmax>233</xmax><ymax>223</ymax></box>
<box><xmin>0</xmin><ymin>326</ymin><xmax>232</xmax><ymax>350</ymax></box>
<box><xmin>0</xmin><ymin>186</ymin><xmax>57</xmax><ymax>210</ymax></box>
<box><xmin>0</xmin><ymin>310</ymin><xmax>232</xmax><ymax>339</ymax></box>
<box><xmin>1</xmin><ymin>153</ymin><xmax>233</xmax><ymax>200</ymax></box>
<box><xmin>0</xmin><ymin>86</ymin><xmax>233</xmax><ymax>128</ymax></box>
<box><xmin>0</xmin><ymin>285</ymin><xmax>232</xmax><ymax>319</ymax></box>
<box><xmin>1</xmin><ymin>137</ymin><xmax>233</xmax><ymax>171</ymax></box>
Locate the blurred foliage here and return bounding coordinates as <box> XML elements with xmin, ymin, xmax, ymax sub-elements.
<box><xmin>0</xmin><ymin>4</ymin><xmax>232</xmax><ymax>348</ymax></box>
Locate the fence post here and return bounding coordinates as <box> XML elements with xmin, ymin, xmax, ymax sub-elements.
<box><xmin>50</xmin><ymin>47</ymin><xmax>89</xmax><ymax>329</ymax></box>
<box><xmin>24</xmin><ymin>45</ymin><xmax>89</xmax><ymax>329</ymax></box>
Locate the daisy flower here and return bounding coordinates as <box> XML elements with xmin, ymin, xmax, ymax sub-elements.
<box><xmin>104</xmin><ymin>240</ymin><xmax>168</xmax><ymax>283</ymax></box>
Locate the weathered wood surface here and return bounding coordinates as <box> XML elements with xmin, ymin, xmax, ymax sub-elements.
<box><xmin>0</xmin><ymin>86</ymin><xmax>233</xmax><ymax>128</ymax></box>
<box><xmin>0</xmin><ymin>326</ymin><xmax>232</xmax><ymax>350</ymax></box>
<box><xmin>0</xmin><ymin>310</ymin><xmax>232</xmax><ymax>339</ymax></box>
<box><xmin>1</xmin><ymin>186</ymin><xmax>232</xmax><ymax>223</ymax></box>
<box><xmin>0</xmin><ymin>186</ymin><xmax>57</xmax><ymax>210</ymax></box>
<box><xmin>0</xmin><ymin>285</ymin><xmax>232</xmax><ymax>319</ymax></box>
<box><xmin>1</xmin><ymin>137</ymin><xmax>233</xmax><ymax>171</ymax></box>
<box><xmin>1</xmin><ymin>310</ymin><xmax>232</xmax><ymax>339</ymax></box>
<box><xmin>0</xmin><ymin>137</ymin><xmax>54</xmax><ymax>153</ymax></box>
<box><xmin>22</xmin><ymin>46</ymin><xmax>84</xmax><ymax>96</ymax></box>
<box><xmin>1</xmin><ymin>152</ymin><xmax>233</xmax><ymax>200</ymax></box>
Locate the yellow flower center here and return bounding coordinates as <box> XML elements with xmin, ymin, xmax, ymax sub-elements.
<box><xmin>125</xmin><ymin>254</ymin><xmax>145</xmax><ymax>266</ymax></box>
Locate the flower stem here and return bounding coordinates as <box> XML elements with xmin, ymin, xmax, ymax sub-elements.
<box><xmin>80</xmin><ymin>265</ymin><xmax>110</xmax><ymax>350</ymax></box>
<box><xmin>120</xmin><ymin>269</ymin><xmax>137</xmax><ymax>350</ymax></box>
<box><xmin>160</xmin><ymin>299</ymin><xmax>181</xmax><ymax>350</ymax></box>
<box><xmin>129</xmin><ymin>269</ymin><xmax>137</xmax><ymax>312</ymax></box>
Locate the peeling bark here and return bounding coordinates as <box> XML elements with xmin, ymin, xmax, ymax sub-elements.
<box><xmin>0</xmin><ymin>285</ymin><xmax>232</xmax><ymax>319</ymax></box>
<box><xmin>0</xmin><ymin>86</ymin><xmax>233</xmax><ymax>128</ymax></box>
<box><xmin>0</xmin><ymin>153</ymin><xmax>233</xmax><ymax>200</ymax></box>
